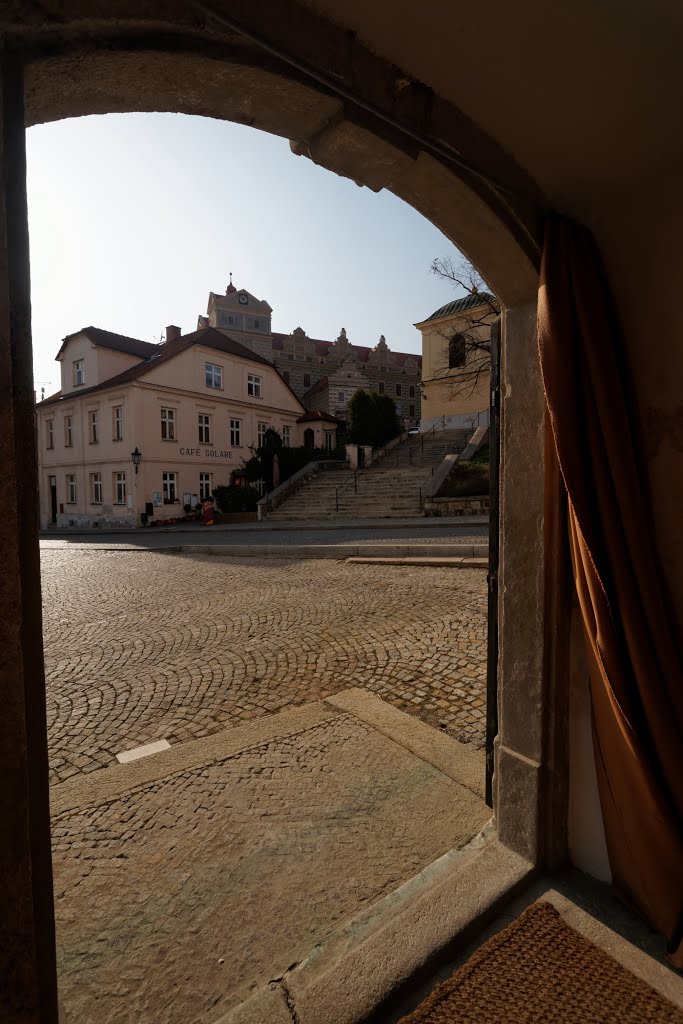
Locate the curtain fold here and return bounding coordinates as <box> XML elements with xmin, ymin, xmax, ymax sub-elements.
<box><xmin>537</xmin><ymin>216</ymin><xmax>683</xmax><ymax>966</ymax></box>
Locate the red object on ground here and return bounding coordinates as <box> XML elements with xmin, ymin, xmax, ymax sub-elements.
<box><xmin>202</xmin><ymin>499</ymin><xmax>215</xmax><ymax>526</ymax></box>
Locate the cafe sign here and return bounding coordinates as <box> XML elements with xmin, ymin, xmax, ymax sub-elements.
<box><xmin>178</xmin><ymin>447</ymin><xmax>233</xmax><ymax>459</ymax></box>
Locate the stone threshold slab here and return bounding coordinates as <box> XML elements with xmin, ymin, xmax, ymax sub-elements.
<box><xmin>327</xmin><ymin>688</ymin><xmax>485</xmax><ymax>799</ymax></box>
<box><xmin>50</xmin><ymin>689</ymin><xmax>485</xmax><ymax>814</ymax></box>
<box><xmin>215</xmin><ymin>838</ymin><xmax>533</xmax><ymax>1024</ymax></box>
<box><xmin>50</xmin><ymin>700</ymin><xmax>338</xmax><ymax>815</ymax></box>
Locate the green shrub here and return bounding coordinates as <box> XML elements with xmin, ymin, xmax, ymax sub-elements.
<box><xmin>212</xmin><ymin>484</ymin><xmax>261</xmax><ymax>513</ymax></box>
<box><xmin>441</xmin><ymin>459</ymin><xmax>489</xmax><ymax>498</ymax></box>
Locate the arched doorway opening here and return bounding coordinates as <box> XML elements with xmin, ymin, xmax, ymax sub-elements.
<box><xmin>3</xmin><ymin>13</ymin><xmax>560</xmax><ymax>1023</ymax></box>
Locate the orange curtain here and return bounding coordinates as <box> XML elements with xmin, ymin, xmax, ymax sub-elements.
<box><xmin>537</xmin><ymin>216</ymin><xmax>683</xmax><ymax>965</ymax></box>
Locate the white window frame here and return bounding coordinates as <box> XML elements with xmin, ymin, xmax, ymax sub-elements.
<box><xmin>198</xmin><ymin>413</ymin><xmax>211</xmax><ymax>444</ymax></box>
<box><xmin>257</xmin><ymin>421</ymin><xmax>268</xmax><ymax>446</ymax></box>
<box><xmin>205</xmin><ymin>362</ymin><xmax>223</xmax><ymax>389</ymax></box>
<box><xmin>162</xmin><ymin>471</ymin><xmax>177</xmax><ymax>503</ymax></box>
<box><xmin>114</xmin><ymin>471</ymin><xmax>126</xmax><ymax>505</ymax></box>
<box><xmin>46</xmin><ymin>420</ymin><xmax>53</xmax><ymax>449</ymax></box>
<box><xmin>64</xmin><ymin>415</ymin><xmax>73</xmax><ymax>447</ymax></box>
<box><xmin>230</xmin><ymin>418</ymin><xmax>241</xmax><ymax>447</ymax></box>
<box><xmin>199</xmin><ymin>473</ymin><xmax>212</xmax><ymax>500</ymax></box>
<box><xmin>247</xmin><ymin>373</ymin><xmax>262</xmax><ymax>398</ymax></box>
<box><xmin>91</xmin><ymin>473</ymin><xmax>102</xmax><ymax>505</ymax></box>
<box><xmin>73</xmin><ymin>359</ymin><xmax>85</xmax><ymax>386</ymax></box>
<box><xmin>282</xmin><ymin>425</ymin><xmax>290</xmax><ymax>447</ymax></box>
<box><xmin>89</xmin><ymin>410</ymin><xmax>99</xmax><ymax>444</ymax></box>
<box><xmin>66</xmin><ymin>474</ymin><xmax>77</xmax><ymax>503</ymax></box>
<box><xmin>113</xmin><ymin>405</ymin><xmax>123</xmax><ymax>441</ymax></box>
<box><xmin>161</xmin><ymin>407</ymin><xmax>176</xmax><ymax>441</ymax></box>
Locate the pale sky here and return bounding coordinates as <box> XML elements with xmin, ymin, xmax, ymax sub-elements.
<box><xmin>26</xmin><ymin>112</ymin><xmax>466</xmax><ymax>395</ymax></box>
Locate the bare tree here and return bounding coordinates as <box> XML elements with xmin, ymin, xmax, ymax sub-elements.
<box><xmin>425</xmin><ymin>255</ymin><xmax>500</xmax><ymax>399</ymax></box>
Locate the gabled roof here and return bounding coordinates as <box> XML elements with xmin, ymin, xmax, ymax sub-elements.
<box><xmin>302</xmin><ymin>376</ymin><xmax>329</xmax><ymax>399</ymax></box>
<box><xmin>296</xmin><ymin>410</ymin><xmax>343</xmax><ymax>424</ymax></box>
<box><xmin>56</xmin><ymin>326</ymin><xmax>157</xmax><ymax>360</ymax></box>
<box><xmin>415</xmin><ymin>292</ymin><xmax>498</xmax><ymax>326</ymax></box>
<box><xmin>38</xmin><ymin>327</ymin><xmax>274</xmax><ymax>407</ymax></box>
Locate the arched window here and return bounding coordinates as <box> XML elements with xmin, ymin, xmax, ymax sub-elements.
<box><xmin>448</xmin><ymin>333</ymin><xmax>466</xmax><ymax>368</ymax></box>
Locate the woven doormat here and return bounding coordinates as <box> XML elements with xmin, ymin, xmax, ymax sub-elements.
<box><xmin>402</xmin><ymin>900</ymin><xmax>682</xmax><ymax>1023</ymax></box>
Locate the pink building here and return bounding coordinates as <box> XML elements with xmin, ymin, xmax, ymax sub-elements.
<box><xmin>36</xmin><ymin>324</ymin><xmax>338</xmax><ymax>528</ymax></box>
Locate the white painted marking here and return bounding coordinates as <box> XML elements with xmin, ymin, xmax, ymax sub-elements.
<box><xmin>115</xmin><ymin>739</ymin><xmax>171</xmax><ymax>764</ymax></box>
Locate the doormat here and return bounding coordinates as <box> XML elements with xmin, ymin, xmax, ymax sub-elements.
<box><xmin>402</xmin><ymin>900</ymin><xmax>682</xmax><ymax>1023</ymax></box>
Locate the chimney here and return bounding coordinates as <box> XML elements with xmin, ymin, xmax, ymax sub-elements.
<box><xmin>165</xmin><ymin>325</ymin><xmax>181</xmax><ymax>343</ymax></box>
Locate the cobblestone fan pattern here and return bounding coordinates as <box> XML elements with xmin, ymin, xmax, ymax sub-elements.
<box><xmin>52</xmin><ymin>711</ymin><xmax>489</xmax><ymax>1024</ymax></box>
<box><xmin>41</xmin><ymin>551</ymin><xmax>487</xmax><ymax>784</ymax></box>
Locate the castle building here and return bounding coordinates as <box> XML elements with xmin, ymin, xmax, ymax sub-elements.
<box><xmin>35</xmin><ymin>324</ymin><xmax>337</xmax><ymax>529</ymax></box>
<box><xmin>199</xmin><ymin>279</ymin><xmax>422</xmax><ymax>425</ymax></box>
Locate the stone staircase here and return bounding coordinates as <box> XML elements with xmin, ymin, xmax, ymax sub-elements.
<box><xmin>267</xmin><ymin>429</ymin><xmax>470</xmax><ymax>520</ymax></box>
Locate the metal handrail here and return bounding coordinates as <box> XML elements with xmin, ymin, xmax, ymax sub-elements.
<box><xmin>334</xmin><ymin>415</ymin><xmax>448</xmax><ymax>512</ymax></box>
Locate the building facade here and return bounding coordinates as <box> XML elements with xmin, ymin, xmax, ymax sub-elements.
<box><xmin>36</xmin><ymin>325</ymin><xmax>337</xmax><ymax>528</ymax></box>
<box><xmin>199</xmin><ymin>281</ymin><xmax>423</xmax><ymax>426</ymax></box>
<box><xmin>414</xmin><ymin>293</ymin><xmax>497</xmax><ymax>430</ymax></box>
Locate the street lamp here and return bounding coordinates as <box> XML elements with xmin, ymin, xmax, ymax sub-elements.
<box><xmin>131</xmin><ymin>447</ymin><xmax>142</xmax><ymax>474</ymax></box>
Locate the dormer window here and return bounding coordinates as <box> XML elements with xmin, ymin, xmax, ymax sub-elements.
<box><xmin>73</xmin><ymin>359</ymin><xmax>85</xmax><ymax>386</ymax></box>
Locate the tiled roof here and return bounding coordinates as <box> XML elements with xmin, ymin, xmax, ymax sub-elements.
<box><xmin>271</xmin><ymin>332</ymin><xmax>421</xmax><ymax>368</ymax></box>
<box><xmin>301</xmin><ymin>376</ymin><xmax>329</xmax><ymax>399</ymax></box>
<box><xmin>417</xmin><ymin>292</ymin><xmax>498</xmax><ymax>326</ymax></box>
<box><xmin>296</xmin><ymin>410</ymin><xmax>343</xmax><ymax>424</ymax></box>
<box><xmin>56</xmin><ymin>326</ymin><xmax>158</xmax><ymax>360</ymax></box>
<box><xmin>38</xmin><ymin>327</ymin><xmax>274</xmax><ymax>406</ymax></box>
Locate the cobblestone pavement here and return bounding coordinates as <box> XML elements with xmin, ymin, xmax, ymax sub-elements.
<box><xmin>52</xmin><ymin>706</ymin><xmax>489</xmax><ymax>1024</ymax></box>
<box><xmin>41</xmin><ymin>551</ymin><xmax>487</xmax><ymax>785</ymax></box>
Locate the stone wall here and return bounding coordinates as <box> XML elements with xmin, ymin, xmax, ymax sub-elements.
<box><xmin>423</xmin><ymin>496</ymin><xmax>489</xmax><ymax>516</ymax></box>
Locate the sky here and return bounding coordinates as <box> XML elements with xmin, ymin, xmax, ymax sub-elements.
<box><xmin>26</xmin><ymin>112</ymin><xmax>466</xmax><ymax>395</ymax></box>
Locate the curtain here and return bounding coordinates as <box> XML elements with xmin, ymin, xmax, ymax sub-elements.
<box><xmin>537</xmin><ymin>216</ymin><xmax>683</xmax><ymax>966</ymax></box>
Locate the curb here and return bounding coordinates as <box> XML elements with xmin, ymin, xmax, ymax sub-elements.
<box><xmin>171</xmin><ymin>543</ymin><xmax>489</xmax><ymax>560</ymax></box>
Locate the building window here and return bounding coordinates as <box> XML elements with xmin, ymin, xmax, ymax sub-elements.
<box><xmin>396</xmin><ymin>402</ymin><xmax>402</xmax><ymax>415</ymax></box>
<box><xmin>161</xmin><ymin>407</ymin><xmax>176</xmax><ymax>440</ymax></box>
<box><xmin>338</xmin><ymin>391</ymin><xmax>345</xmax><ymax>402</ymax></box>
<box><xmin>257</xmin><ymin>421</ymin><xmax>268</xmax><ymax>446</ymax></box>
<box><xmin>90</xmin><ymin>473</ymin><xmax>102</xmax><ymax>504</ymax></box>
<box><xmin>230</xmin><ymin>418</ymin><xmax>241</xmax><ymax>447</ymax></box>
<box><xmin>113</xmin><ymin>405</ymin><xmax>123</xmax><ymax>441</ymax></box>
<box><xmin>378</xmin><ymin>381</ymin><xmax>385</xmax><ymax>394</ymax></box>
<box><xmin>409</xmin><ymin>404</ymin><xmax>416</xmax><ymax>417</ymax></box>
<box><xmin>282</xmin><ymin>370</ymin><xmax>290</xmax><ymax>383</ymax></box>
<box><xmin>73</xmin><ymin>359</ymin><xmax>85</xmax><ymax>386</ymax></box>
<box><xmin>324</xmin><ymin>432</ymin><xmax>334</xmax><ymax>451</ymax></box>
<box><xmin>66</xmin><ymin>474</ymin><xmax>77</xmax><ymax>503</ymax></box>
<box><xmin>198</xmin><ymin>413</ymin><xmax>211</xmax><ymax>444</ymax></box>
<box><xmin>205</xmin><ymin>362</ymin><xmax>223</xmax><ymax>389</ymax></box>
<box><xmin>46</xmin><ymin>420</ymin><xmax>54</xmax><ymax>449</ymax></box>
<box><xmin>114</xmin><ymin>472</ymin><xmax>127</xmax><ymax>505</ymax></box>
<box><xmin>282</xmin><ymin>425</ymin><xmax>290</xmax><ymax>447</ymax></box>
<box><xmin>287</xmin><ymin>354</ymin><xmax>294</xmax><ymax>361</ymax></box>
<box><xmin>89</xmin><ymin>410</ymin><xmax>99</xmax><ymax>444</ymax></box>
<box><xmin>254</xmin><ymin>319</ymin><xmax>260</xmax><ymax>329</ymax></box>
<box><xmin>199</xmin><ymin>473</ymin><xmax>212</xmax><ymax>500</ymax></box>
<box><xmin>449</xmin><ymin>334</ymin><xmax>466</xmax><ymax>368</ymax></box>
<box><xmin>409</xmin><ymin>385</ymin><xmax>415</xmax><ymax>398</ymax></box>
<box><xmin>64</xmin><ymin>415</ymin><xmax>73</xmax><ymax>447</ymax></box>
<box><xmin>303</xmin><ymin>373</ymin><xmax>311</xmax><ymax>388</ymax></box>
<box><xmin>396</xmin><ymin>383</ymin><xmax>402</xmax><ymax>397</ymax></box>
<box><xmin>162</xmin><ymin>471</ymin><xmax>177</xmax><ymax>503</ymax></box>
<box><xmin>247</xmin><ymin>373</ymin><xmax>262</xmax><ymax>398</ymax></box>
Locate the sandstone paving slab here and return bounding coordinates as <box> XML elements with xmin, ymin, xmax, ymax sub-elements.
<box><xmin>51</xmin><ymin>699</ymin><xmax>490</xmax><ymax>1024</ymax></box>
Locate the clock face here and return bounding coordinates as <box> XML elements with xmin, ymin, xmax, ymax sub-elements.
<box><xmin>238</xmin><ymin>292</ymin><xmax>248</xmax><ymax>305</ymax></box>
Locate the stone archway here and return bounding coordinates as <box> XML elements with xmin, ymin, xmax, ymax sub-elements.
<box><xmin>1</xmin><ymin>9</ymin><xmax>557</xmax><ymax>1021</ymax></box>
